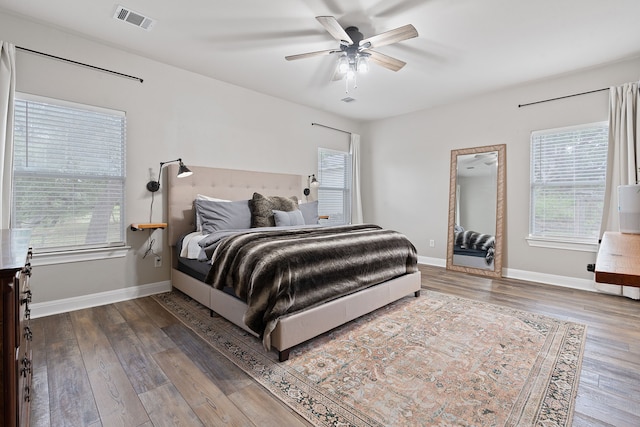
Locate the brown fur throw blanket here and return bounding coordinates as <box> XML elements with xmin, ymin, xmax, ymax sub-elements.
<box><xmin>204</xmin><ymin>224</ymin><xmax>418</xmax><ymax>349</ymax></box>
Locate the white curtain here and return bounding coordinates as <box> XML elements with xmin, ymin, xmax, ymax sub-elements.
<box><xmin>598</xmin><ymin>82</ymin><xmax>640</xmax><ymax>299</ymax></box>
<box><xmin>350</xmin><ymin>133</ymin><xmax>364</xmax><ymax>224</ymax></box>
<box><xmin>0</xmin><ymin>41</ymin><xmax>16</xmax><ymax>229</ymax></box>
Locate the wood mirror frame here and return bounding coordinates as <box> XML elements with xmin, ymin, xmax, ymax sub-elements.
<box><xmin>446</xmin><ymin>144</ymin><xmax>506</xmax><ymax>278</ymax></box>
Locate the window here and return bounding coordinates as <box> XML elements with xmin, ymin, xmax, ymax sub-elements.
<box><xmin>529</xmin><ymin>121</ymin><xmax>608</xmax><ymax>246</ymax></box>
<box><xmin>12</xmin><ymin>94</ymin><xmax>126</xmax><ymax>253</ymax></box>
<box><xmin>317</xmin><ymin>148</ymin><xmax>352</xmax><ymax>225</ymax></box>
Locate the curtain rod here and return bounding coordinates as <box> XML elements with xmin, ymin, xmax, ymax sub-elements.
<box><xmin>16</xmin><ymin>46</ymin><xmax>144</xmax><ymax>83</ymax></box>
<box><xmin>518</xmin><ymin>87</ymin><xmax>608</xmax><ymax>108</ymax></box>
<box><xmin>311</xmin><ymin>122</ymin><xmax>351</xmax><ymax>135</ymax></box>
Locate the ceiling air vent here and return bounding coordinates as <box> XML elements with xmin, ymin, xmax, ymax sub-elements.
<box><xmin>341</xmin><ymin>97</ymin><xmax>356</xmax><ymax>103</ymax></box>
<box><xmin>113</xmin><ymin>5</ymin><xmax>155</xmax><ymax>31</ymax></box>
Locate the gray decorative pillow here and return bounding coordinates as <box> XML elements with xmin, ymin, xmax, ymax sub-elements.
<box><xmin>195</xmin><ymin>198</ymin><xmax>251</xmax><ymax>234</ymax></box>
<box><xmin>273</xmin><ymin>209</ymin><xmax>305</xmax><ymax>227</ymax></box>
<box><xmin>298</xmin><ymin>201</ymin><xmax>319</xmax><ymax>225</ymax></box>
<box><xmin>195</xmin><ymin>194</ymin><xmax>230</xmax><ymax>231</ymax></box>
<box><xmin>249</xmin><ymin>192</ymin><xmax>299</xmax><ymax>227</ymax></box>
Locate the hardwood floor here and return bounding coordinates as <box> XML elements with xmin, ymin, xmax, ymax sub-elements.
<box><xmin>29</xmin><ymin>265</ymin><xmax>640</xmax><ymax>426</ymax></box>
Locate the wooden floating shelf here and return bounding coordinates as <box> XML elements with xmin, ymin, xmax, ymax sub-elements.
<box><xmin>130</xmin><ymin>222</ymin><xmax>167</xmax><ymax>231</ymax></box>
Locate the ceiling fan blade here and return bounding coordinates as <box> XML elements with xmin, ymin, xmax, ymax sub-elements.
<box><xmin>285</xmin><ymin>49</ymin><xmax>338</xmax><ymax>61</ymax></box>
<box><xmin>368</xmin><ymin>51</ymin><xmax>406</xmax><ymax>72</ymax></box>
<box><xmin>316</xmin><ymin>16</ymin><xmax>354</xmax><ymax>45</ymax></box>
<box><xmin>359</xmin><ymin>24</ymin><xmax>418</xmax><ymax>49</ymax></box>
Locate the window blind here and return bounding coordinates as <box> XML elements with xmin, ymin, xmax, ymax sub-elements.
<box><xmin>317</xmin><ymin>148</ymin><xmax>352</xmax><ymax>225</ymax></box>
<box><xmin>12</xmin><ymin>95</ymin><xmax>126</xmax><ymax>252</ymax></box>
<box><xmin>529</xmin><ymin>122</ymin><xmax>608</xmax><ymax>243</ymax></box>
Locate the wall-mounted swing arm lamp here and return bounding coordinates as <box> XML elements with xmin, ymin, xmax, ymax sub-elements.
<box><xmin>146</xmin><ymin>158</ymin><xmax>193</xmax><ymax>192</ymax></box>
<box><xmin>303</xmin><ymin>174</ymin><xmax>320</xmax><ymax>197</ymax></box>
<box><xmin>142</xmin><ymin>158</ymin><xmax>192</xmax><ymax>261</ymax></box>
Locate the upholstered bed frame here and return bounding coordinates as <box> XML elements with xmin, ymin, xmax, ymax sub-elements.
<box><xmin>166</xmin><ymin>164</ymin><xmax>422</xmax><ymax>361</ymax></box>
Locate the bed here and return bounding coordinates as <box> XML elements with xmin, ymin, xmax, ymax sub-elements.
<box><xmin>166</xmin><ymin>165</ymin><xmax>421</xmax><ymax>361</ymax></box>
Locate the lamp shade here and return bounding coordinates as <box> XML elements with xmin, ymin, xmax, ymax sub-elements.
<box><xmin>304</xmin><ymin>174</ymin><xmax>320</xmax><ymax>198</ymax></box>
<box><xmin>177</xmin><ymin>161</ymin><xmax>193</xmax><ymax>178</ymax></box>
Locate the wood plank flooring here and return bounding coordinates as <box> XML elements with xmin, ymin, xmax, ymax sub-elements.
<box><xmin>29</xmin><ymin>265</ymin><xmax>640</xmax><ymax>426</ymax></box>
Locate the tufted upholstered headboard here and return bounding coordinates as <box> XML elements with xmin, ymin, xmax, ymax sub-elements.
<box><xmin>165</xmin><ymin>164</ymin><xmax>303</xmax><ymax>245</ymax></box>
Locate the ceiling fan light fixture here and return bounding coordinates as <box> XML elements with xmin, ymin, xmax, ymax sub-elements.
<box><xmin>356</xmin><ymin>55</ymin><xmax>369</xmax><ymax>73</ymax></box>
<box><xmin>337</xmin><ymin>56</ymin><xmax>349</xmax><ymax>73</ymax></box>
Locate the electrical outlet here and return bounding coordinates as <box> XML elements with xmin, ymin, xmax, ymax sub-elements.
<box><xmin>154</xmin><ymin>256</ymin><xmax>162</xmax><ymax>267</ymax></box>
<box><xmin>429</xmin><ymin>239</ymin><xmax>435</xmax><ymax>248</ymax></box>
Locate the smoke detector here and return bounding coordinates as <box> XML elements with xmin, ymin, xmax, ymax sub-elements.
<box><xmin>113</xmin><ymin>5</ymin><xmax>155</xmax><ymax>31</ymax></box>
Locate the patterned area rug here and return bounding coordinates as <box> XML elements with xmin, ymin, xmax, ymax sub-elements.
<box><xmin>152</xmin><ymin>290</ymin><xmax>586</xmax><ymax>427</ymax></box>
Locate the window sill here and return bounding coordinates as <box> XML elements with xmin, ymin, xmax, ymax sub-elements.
<box><xmin>525</xmin><ymin>236</ymin><xmax>598</xmax><ymax>253</ymax></box>
<box><xmin>31</xmin><ymin>246</ymin><xmax>130</xmax><ymax>266</ymax></box>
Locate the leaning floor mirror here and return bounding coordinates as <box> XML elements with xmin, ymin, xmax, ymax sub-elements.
<box><xmin>446</xmin><ymin>144</ymin><xmax>506</xmax><ymax>278</ymax></box>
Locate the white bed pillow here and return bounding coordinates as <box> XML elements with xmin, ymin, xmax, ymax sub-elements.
<box><xmin>179</xmin><ymin>231</ymin><xmax>206</xmax><ymax>259</ymax></box>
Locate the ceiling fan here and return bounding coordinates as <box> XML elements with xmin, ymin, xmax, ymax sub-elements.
<box><xmin>460</xmin><ymin>153</ymin><xmax>497</xmax><ymax>171</ymax></box>
<box><xmin>473</xmin><ymin>153</ymin><xmax>498</xmax><ymax>166</ymax></box>
<box><xmin>285</xmin><ymin>16</ymin><xmax>418</xmax><ymax>82</ymax></box>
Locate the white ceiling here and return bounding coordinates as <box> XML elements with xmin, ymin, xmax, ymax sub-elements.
<box><xmin>2</xmin><ymin>0</ymin><xmax>640</xmax><ymax>121</ymax></box>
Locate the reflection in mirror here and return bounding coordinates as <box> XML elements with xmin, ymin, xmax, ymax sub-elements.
<box><xmin>446</xmin><ymin>144</ymin><xmax>506</xmax><ymax>278</ymax></box>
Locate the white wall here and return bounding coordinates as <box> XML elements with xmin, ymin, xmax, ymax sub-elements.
<box><xmin>362</xmin><ymin>56</ymin><xmax>640</xmax><ymax>288</ymax></box>
<box><xmin>0</xmin><ymin>12</ymin><xmax>359</xmax><ymax>305</ymax></box>
<box><xmin>4</xmin><ymin>10</ymin><xmax>639</xmax><ymax>305</ymax></box>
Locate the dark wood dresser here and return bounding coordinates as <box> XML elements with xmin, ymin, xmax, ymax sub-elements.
<box><xmin>1</xmin><ymin>229</ymin><xmax>32</xmax><ymax>427</ymax></box>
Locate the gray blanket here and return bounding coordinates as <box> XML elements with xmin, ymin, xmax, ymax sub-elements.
<box><xmin>202</xmin><ymin>224</ymin><xmax>418</xmax><ymax>349</ymax></box>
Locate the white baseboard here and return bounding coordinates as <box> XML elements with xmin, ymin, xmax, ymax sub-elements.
<box><xmin>30</xmin><ymin>280</ymin><xmax>172</xmax><ymax>319</ymax></box>
<box><xmin>28</xmin><ymin>258</ymin><xmax>602</xmax><ymax>319</ymax></box>
<box><xmin>502</xmin><ymin>268</ymin><xmax>596</xmax><ymax>293</ymax></box>
<box><xmin>418</xmin><ymin>256</ymin><xmax>446</xmax><ymax>268</ymax></box>
<box><xmin>418</xmin><ymin>258</ymin><xmax>597</xmax><ymax>293</ymax></box>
